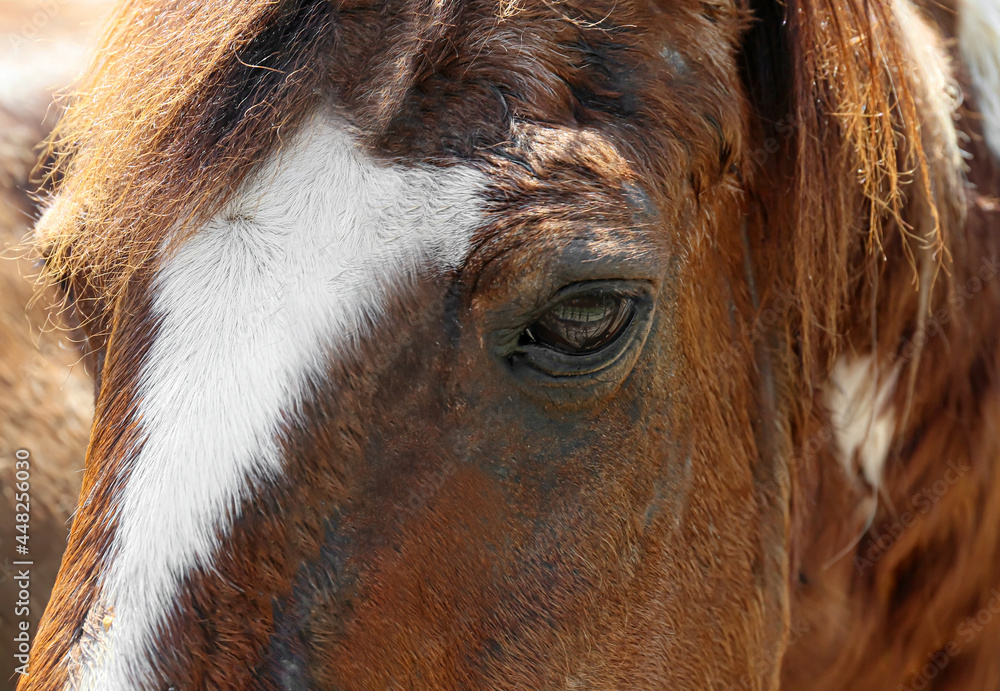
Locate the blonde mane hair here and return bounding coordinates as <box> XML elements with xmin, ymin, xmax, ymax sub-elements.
<box><xmin>36</xmin><ymin>0</ymin><xmax>330</xmax><ymax>306</ymax></box>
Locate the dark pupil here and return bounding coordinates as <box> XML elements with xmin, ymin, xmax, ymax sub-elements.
<box><xmin>530</xmin><ymin>294</ymin><xmax>633</xmax><ymax>354</ymax></box>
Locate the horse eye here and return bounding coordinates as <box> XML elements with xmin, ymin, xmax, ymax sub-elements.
<box><xmin>523</xmin><ymin>293</ymin><xmax>635</xmax><ymax>355</ymax></box>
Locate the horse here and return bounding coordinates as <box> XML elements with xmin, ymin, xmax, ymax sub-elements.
<box><xmin>0</xmin><ymin>3</ymin><xmax>107</xmax><ymax>686</ymax></box>
<box><xmin>18</xmin><ymin>0</ymin><xmax>1000</xmax><ymax>688</ymax></box>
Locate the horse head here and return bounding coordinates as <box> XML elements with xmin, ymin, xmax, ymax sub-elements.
<box><xmin>21</xmin><ymin>0</ymin><xmax>1000</xmax><ymax>688</ymax></box>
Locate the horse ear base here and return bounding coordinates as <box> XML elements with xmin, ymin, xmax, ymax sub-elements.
<box><xmin>737</xmin><ymin>0</ymin><xmax>794</xmax><ymax>128</ymax></box>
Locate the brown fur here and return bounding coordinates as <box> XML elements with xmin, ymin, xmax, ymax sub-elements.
<box><xmin>20</xmin><ymin>0</ymin><xmax>1000</xmax><ymax>689</ymax></box>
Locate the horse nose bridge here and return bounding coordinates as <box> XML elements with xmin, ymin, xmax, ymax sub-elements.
<box><xmin>246</xmin><ymin>365</ymin><xmax>492</xmax><ymax>681</ymax></box>
<box><xmin>260</xmin><ymin>453</ymin><xmax>515</xmax><ymax>686</ymax></box>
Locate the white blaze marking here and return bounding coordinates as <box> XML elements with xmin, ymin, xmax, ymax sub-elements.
<box><xmin>825</xmin><ymin>355</ymin><xmax>899</xmax><ymax>489</ymax></box>
<box><xmin>960</xmin><ymin>0</ymin><xmax>1000</xmax><ymax>160</ymax></box>
<box><xmin>76</xmin><ymin>111</ymin><xmax>486</xmax><ymax>688</ymax></box>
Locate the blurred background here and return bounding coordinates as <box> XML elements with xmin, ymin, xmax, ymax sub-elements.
<box><xmin>0</xmin><ymin>2</ymin><xmax>111</xmax><ymax>688</ymax></box>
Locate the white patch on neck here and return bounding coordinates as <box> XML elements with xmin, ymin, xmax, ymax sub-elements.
<box><xmin>824</xmin><ymin>355</ymin><xmax>899</xmax><ymax>489</ymax></box>
<box><xmin>659</xmin><ymin>45</ymin><xmax>688</xmax><ymax>74</ymax></box>
<box><xmin>74</xmin><ymin>111</ymin><xmax>486</xmax><ymax>689</ymax></box>
<box><xmin>960</xmin><ymin>0</ymin><xmax>1000</xmax><ymax>160</ymax></box>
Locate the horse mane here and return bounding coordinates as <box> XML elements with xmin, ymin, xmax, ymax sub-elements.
<box><xmin>741</xmin><ymin>0</ymin><xmax>963</xmax><ymax>385</ymax></box>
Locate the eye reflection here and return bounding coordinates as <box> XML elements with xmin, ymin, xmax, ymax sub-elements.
<box><xmin>523</xmin><ymin>293</ymin><xmax>634</xmax><ymax>355</ymax></box>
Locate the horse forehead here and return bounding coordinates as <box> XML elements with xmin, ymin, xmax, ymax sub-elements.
<box><xmin>219</xmin><ymin>116</ymin><xmax>486</xmax><ymax>261</ymax></box>
<box><xmin>71</xmin><ymin>111</ymin><xmax>489</xmax><ymax>688</ymax></box>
